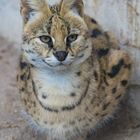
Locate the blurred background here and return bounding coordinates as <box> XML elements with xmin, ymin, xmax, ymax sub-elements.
<box><xmin>0</xmin><ymin>0</ymin><xmax>22</xmax><ymax>43</ymax></box>
<box><xmin>0</xmin><ymin>0</ymin><xmax>140</xmax><ymax>140</ymax></box>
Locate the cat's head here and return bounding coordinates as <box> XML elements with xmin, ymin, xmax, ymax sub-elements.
<box><xmin>21</xmin><ymin>0</ymin><xmax>92</xmax><ymax>71</ymax></box>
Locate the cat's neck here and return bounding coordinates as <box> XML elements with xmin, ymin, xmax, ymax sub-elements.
<box><xmin>30</xmin><ymin>57</ymin><xmax>92</xmax><ymax>84</ymax></box>
<box><xmin>31</xmin><ymin>63</ymin><xmax>84</xmax><ymax>79</ymax></box>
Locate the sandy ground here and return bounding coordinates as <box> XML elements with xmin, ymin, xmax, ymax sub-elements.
<box><xmin>0</xmin><ymin>37</ymin><xmax>140</xmax><ymax>140</ymax></box>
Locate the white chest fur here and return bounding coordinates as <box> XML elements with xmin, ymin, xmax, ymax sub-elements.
<box><xmin>31</xmin><ymin>68</ymin><xmax>86</xmax><ymax>108</ymax></box>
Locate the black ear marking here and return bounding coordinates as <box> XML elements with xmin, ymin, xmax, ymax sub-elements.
<box><xmin>71</xmin><ymin>0</ymin><xmax>84</xmax><ymax>17</ymax></box>
<box><xmin>60</xmin><ymin>0</ymin><xmax>84</xmax><ymax>17</ymax></box>
<box><xmin>91</xmin><ymin>18</ymin><xmax>97</xmax><ymax>24</ymax></box>
<box><xmin>20</xmin><ymin>0</ymin><xmax>51</xmax><ymax>24</ymax></box>
<box><xmin>90</xmin><ymin>29</ymin><xmax>102</xmax><ymax>38</ymax></box>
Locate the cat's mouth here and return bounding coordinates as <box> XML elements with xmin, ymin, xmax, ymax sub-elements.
<box><xmin>42</xmin><ymin>59</ymin><xmax>72</xmax><ymax>68</ymax></box>
<box><xmin>42</xmin><ymin>52</ymin><xmax>86</xmax><ymax>68</ymax></box>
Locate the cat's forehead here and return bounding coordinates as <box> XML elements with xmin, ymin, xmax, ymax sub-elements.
<box><xmin>24</xmin><ymin>8</ymin><xmax>86</xmax><ymax>38</ymax></box>
<box><xmin>47</xmin><ymin>15</ymin><xmax>70</xmax><ymax>35</ymax></box>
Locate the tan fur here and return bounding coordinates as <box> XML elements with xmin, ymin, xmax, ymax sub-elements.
<box><xmin>18</xmin><ymin>0</ymin><xmax>132</xmax><ymax>140</ymax></box>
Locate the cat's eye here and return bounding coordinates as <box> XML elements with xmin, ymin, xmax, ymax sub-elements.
<box><xmin>39</xmin><ymin>35</ymin><xmax>53</xmax><ymax>48</ymax></box>
<box><xmin>67</xmin><ymin>34</ymin><xmax>78</xmax><ymax>43</ymax></box>
<box><xmin>39</xmin><ymin>35</ymin><xmax>52</xmax><ymax>44</ymax></box>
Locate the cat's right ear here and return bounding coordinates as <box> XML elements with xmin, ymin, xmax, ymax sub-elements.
<box><xmin>20</xmin><ymin>0</ymin><xmax>52</xmax><ymax>24</ymax></box>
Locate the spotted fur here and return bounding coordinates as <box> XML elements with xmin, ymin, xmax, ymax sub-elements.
<box><xmin>18</xmin><ymin>0</ymin><xmax>132</xmax><ymax>140</ymax></box>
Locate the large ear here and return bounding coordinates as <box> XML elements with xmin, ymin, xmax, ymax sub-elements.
<box><xmin>60</xmin><ymin>0</ymin><xmax>84</xmax><ymax>17</ymax></box>
<box><xmin>20</xmin><ymin>0</ymin><xmax>52</xmax><ymax>24</ymax></box>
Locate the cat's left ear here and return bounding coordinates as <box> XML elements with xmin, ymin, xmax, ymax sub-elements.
<box><xmin>60</xmin><ymin>0</ymin><xmax>84</xmax><ymax>17</ymax></box>
<box><xmin>20</xmin><ymin>0</ymin><xmax>52</xmax><ymax>24</ymax></box>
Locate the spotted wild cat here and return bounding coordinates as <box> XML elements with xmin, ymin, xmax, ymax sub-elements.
<box><xmin>18</xmin><ymin>0</ymin><xmax>132</xmax><ymax>140</ymax></box>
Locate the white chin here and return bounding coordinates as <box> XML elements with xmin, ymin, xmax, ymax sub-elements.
<box><xmin>52</xmin><ymin>65</ymin><xmax>70</xmax><ymax>71</ymax></box>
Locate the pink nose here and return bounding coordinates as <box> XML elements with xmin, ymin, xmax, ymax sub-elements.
<box><xmin>53</xmin><ymin>51</ymin><xmax>68</xmax><ymax>61</ymax></box>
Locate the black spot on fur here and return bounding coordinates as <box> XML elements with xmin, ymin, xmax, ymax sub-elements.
<box><xmin>20</xmin><ymin>61</ymin><xmax>27</xmax><ymax>69</ymax></box>
<box><xmin>62</xmin><ymin>105</ymin><xmax>75</xmax><ymax>111</ymax></box>
<box><xmin>108</xmin><ymin>59</ymin><xmax>124</xmax><ymax>78</ymax></box>
<box><xmin>32</xmin><ymin>80</ymin><xmax>36</xmax><ymax>93</ymax></box>
<box><xmin>112</xmin><ymin>88</ymin><xmax>117</xmax><ymax>94</ymax></box>
<box><xmin>121</xmin><ymin>80</ymin><xmax>128</xmax><ymax>86</ymax></box>
<box><xmin>21</xmin><ymin>88</ymin><xmax>25</xmax><ymax>91</ymax></box>
<box><xmin>94</xmin><ymin>71</ymin><xmax>98</xmax><ymax>81</ymax></box>
<box><xmin>102</xmin><ymin>102</ymin><xmax>110</xmax><ymax>110</ymax></box>
<box><xmin>28</xmin><ymin>50</ymin><xmax>34</xmax><ymax>54</ymax></box>
<box><xmin>90</xmin><ymin>29</ymin><xmax>102</xmax><ymax>38</ymax></box>
<box><xmin>76</xmin><ymin>71</ymin><xmax>81</xmax><ymax>76</ymax></box>
<box><xmin>98</xmin><ymin>48</ymin><xmax>109</xmax><ymax>57</ymax></box>
<box><xmin>95</xmin><ymin>113</ymin><xmax>99</xmax><ymax>116</ymax></box>
<box><xmin>27</xmin><ymin>69</ymin><xmax>31</xmax><ymax>80</ymax></box>
<box><xmin>20</xmin><ymin>74</ymin><xmax>26</xmax><ymax>81</ymax></box>
<box><xmin>88</xmin><ymin>118</ymin><xmax>92</xmax><ymax>122</ymax></box>
<box><xmin>91</xmin><ymin>18</ymin><xmax>97</xmax><ymax>24</ymax></box>
<box><xmin>32</xmin><ymin>59</ymin><xmax>36</xmax><ymax>62</ymax></box>
<box><xmin>101</xmin><ymin>113</ymin><xmax>107</xmax><ymax>117</ymax></box>
<box><xmin>42</xmin><ymin>94</ymin><xmax>47</xmax><ymax>99</ymax></box>
<box><xmin>45</xmin><ymin>107</ymin><xmax>59</xmax><ymax>113</ymax></box>
<box><xmin>124</xmin><ymin>64</ymin><xmax>131</xmax><ymax>69</ymax></box>
<box><xmin>116</xmin><ymin>94</ymin><xmax>122</xmax><ymax>99</ymax></box>
<box><xmin>103</xmin><ymin>75</ymin><xmax>109</xmax><ymax>86</ymax></box>
<box><xmin>70</xmin><ymin>92</ymin><xmax>76</xmax><ymax>97</ymax></box>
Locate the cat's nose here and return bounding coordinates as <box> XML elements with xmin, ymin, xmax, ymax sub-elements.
<box><xmin>53</xmin><ymin>51</ymin><xmax>68</xmax><ymax>62</ymax></box>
